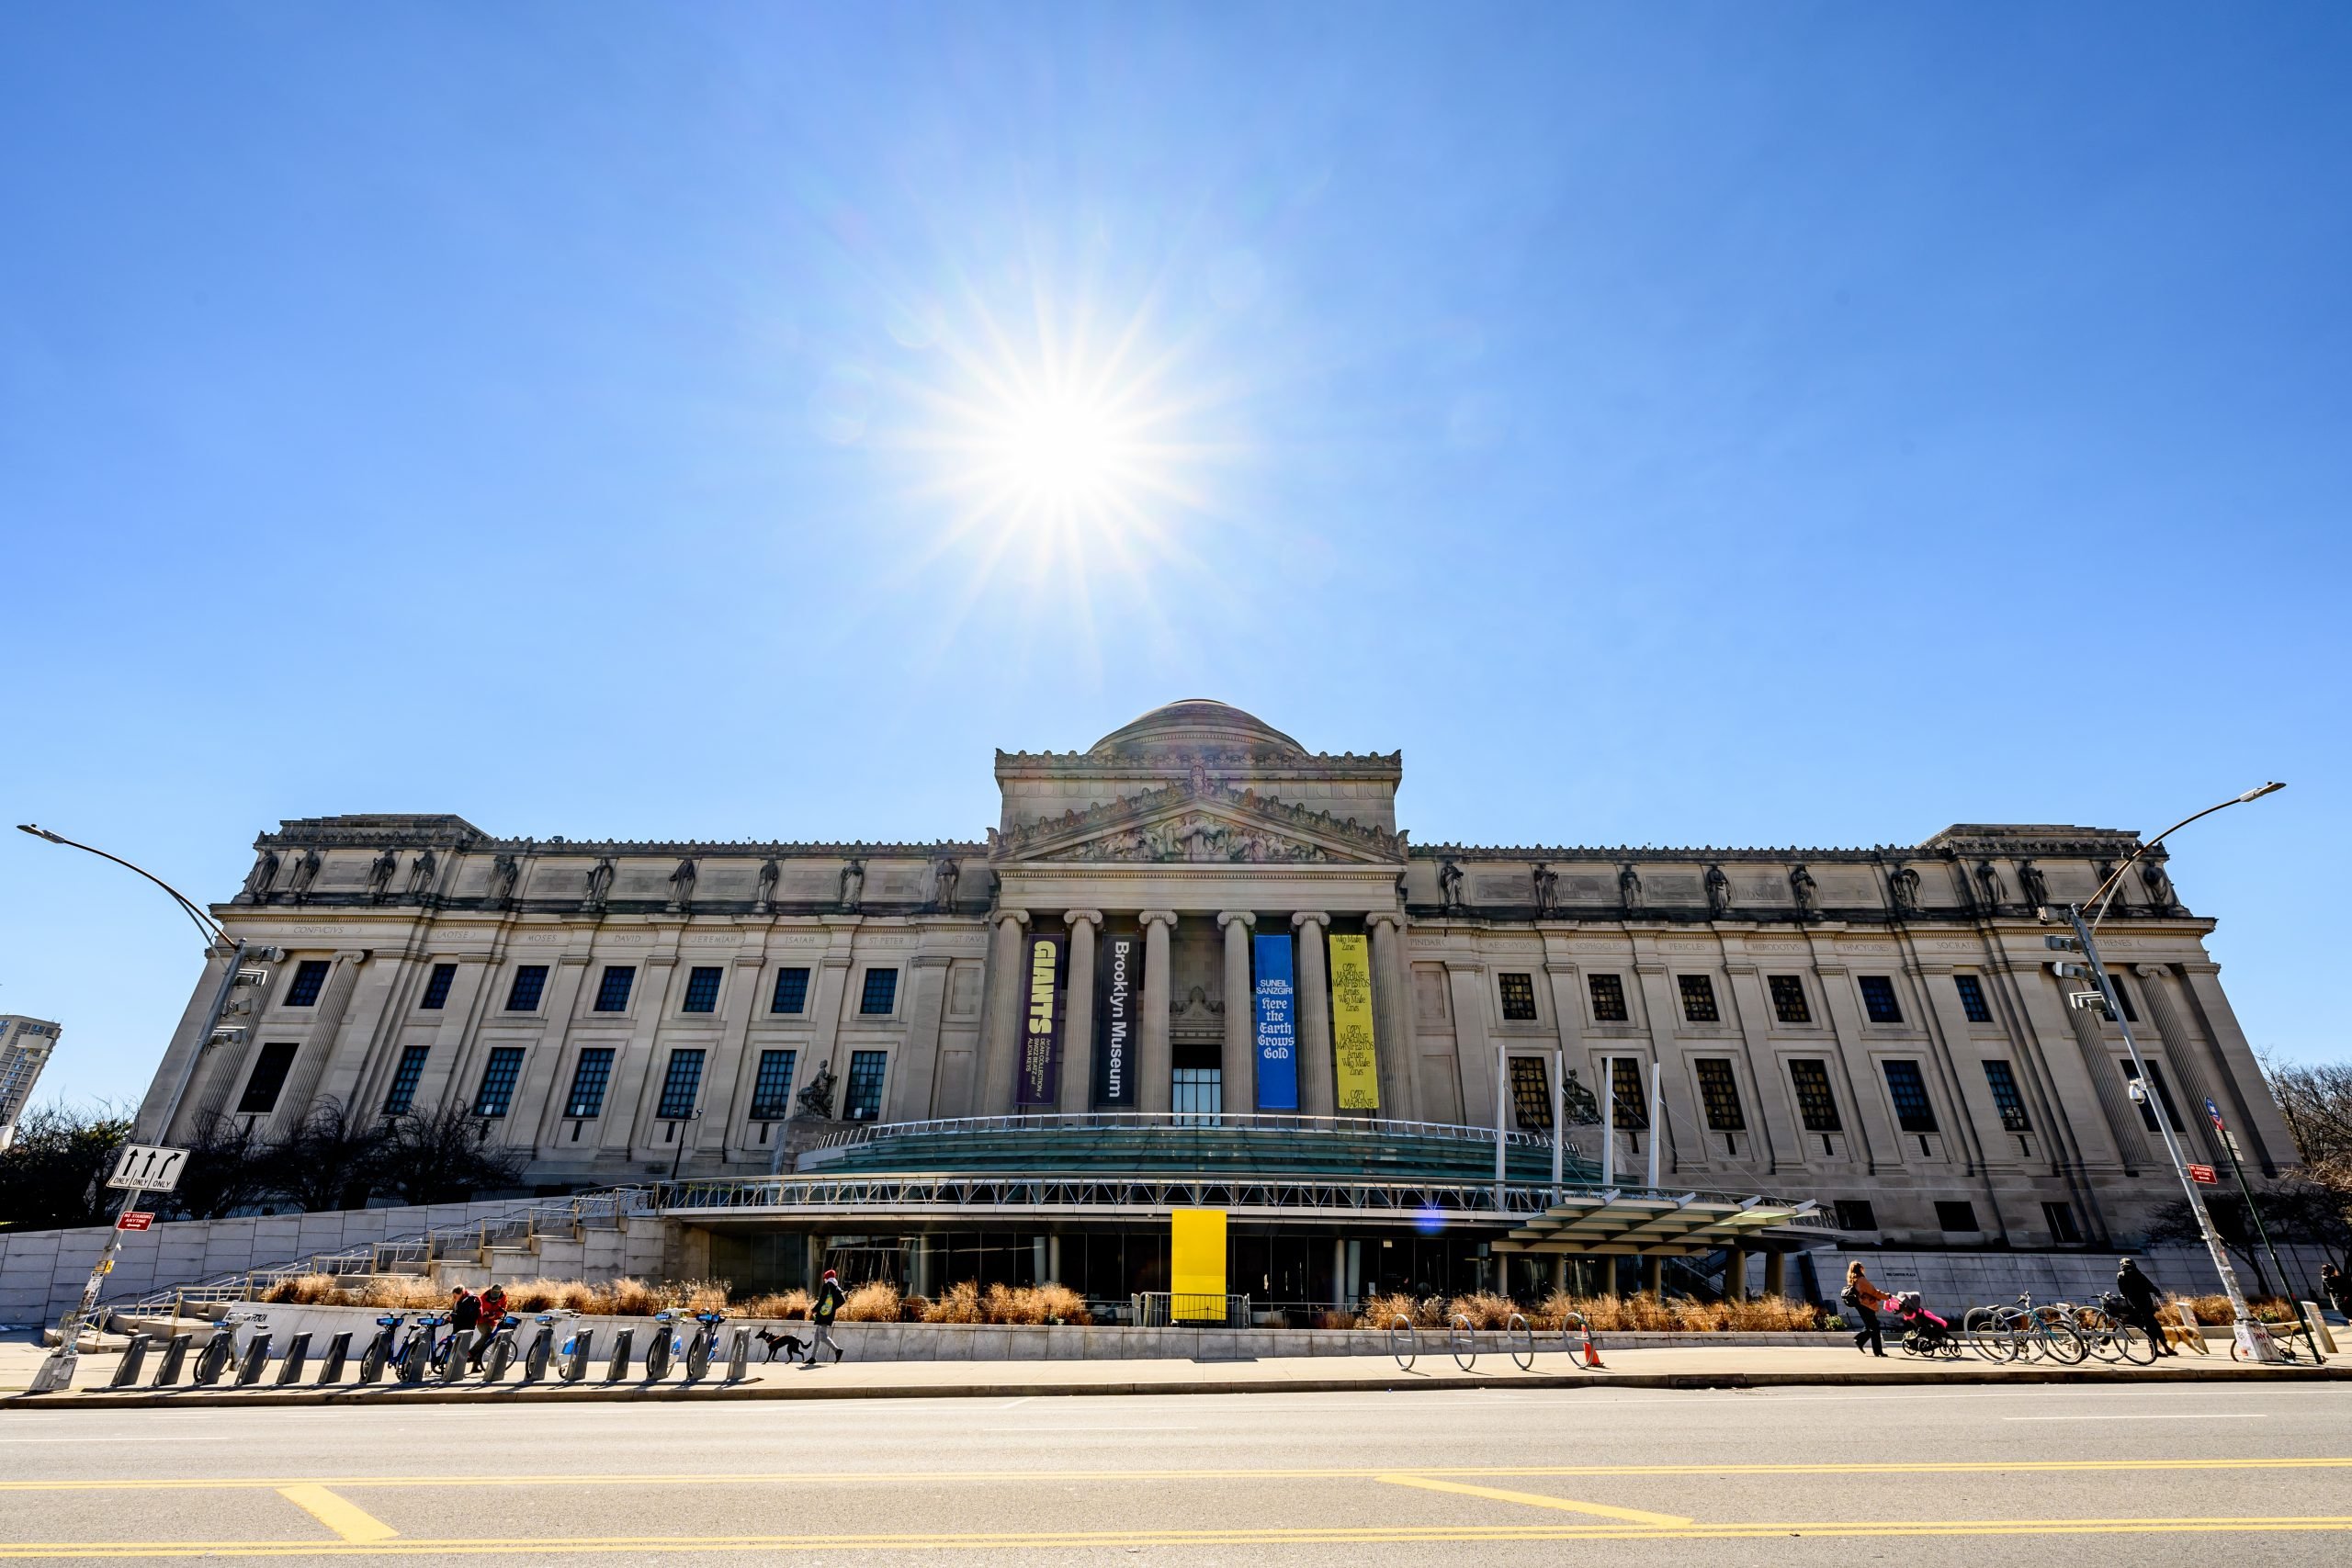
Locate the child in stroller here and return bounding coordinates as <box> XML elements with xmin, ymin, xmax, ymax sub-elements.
<box><xmin>1890</xmin><ymin>1291</ymin><xmax>1960</xmax><ymax>1358</ymax></box>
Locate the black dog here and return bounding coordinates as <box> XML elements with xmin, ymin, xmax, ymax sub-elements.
<box><xmin>753</xmin><ymin>1326</ymin><xmax>808</xmax><ymax>1363</ymax></box>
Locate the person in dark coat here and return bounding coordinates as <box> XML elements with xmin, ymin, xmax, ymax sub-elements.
<box><xmin>803</xmin><ymin>1269</ymin><xmax>847</xmax><ymax>1366</ymax></box>
<box><xmin>2115</xmin><ymin>1258</ymin><xmax>2175</xmax><ymax>1357</ymax></box>
<box><xmin>447</xmin><ymin>1286</ymin><xmax>482</xmax><ymax>1368</ymax></box>
<box><xmin>2321</xmin><ymin>1263</ymin><xmax>2351</xmax><ymax>1321</ymax></box>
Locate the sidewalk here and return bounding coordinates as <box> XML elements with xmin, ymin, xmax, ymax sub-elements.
<box><xmin>6</xmin><ymin>1338</ymin><xmax>2344</xmax><ymax>1408</ymax></box>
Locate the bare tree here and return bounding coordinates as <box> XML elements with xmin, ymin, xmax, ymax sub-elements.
<box><xmin>0</xmin><ymin>1103</ymin><xmax>130</xmax><ymax>1229</ymax></box>
<box><xmin>265</xmin><ymin>1099</ymin><xmax>387</xmax><ymax>1212</ymax></box>
<box><xmin>165</xmin><ymin>1112</ymin><xmax>276</xmax><ymax>1220</ymax></box>
<box><xmin>374</xmin><ymin>1103</ymin><xmax>526</xmax><ymax>1206</ymax></box>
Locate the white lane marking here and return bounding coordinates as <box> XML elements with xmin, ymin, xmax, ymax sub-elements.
<box><xmin>998</xmin><ymin>1397</ymin><xmax>1034</xmax><ymax>1409</ymax></box>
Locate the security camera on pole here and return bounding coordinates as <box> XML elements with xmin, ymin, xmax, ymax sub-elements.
<box><xmin>2038</xmin><ymin>782</ymin><xmax>2285</xmax><ymax>1363</ymax></box>
<box><xmin>15</xmin><ymin>824</ymin><xmax>279</xmax><ymax>1394</ymax></box>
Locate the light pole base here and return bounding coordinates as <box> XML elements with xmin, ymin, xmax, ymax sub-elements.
<box><xmin>2234</xmin><ymin>1320</ymin><xmax>2284</xmax><ymax>1363</ymax></box>
<box><xmin>25</xmin><ymin>1348</ymin><xmax>78</xmax><ymax>1395</ymax></box>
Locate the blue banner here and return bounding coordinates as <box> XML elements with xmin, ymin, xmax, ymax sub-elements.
<box><xmin>1253</xmin><ymin>933</ymin><xmax>1297</xmax><ymax>1111</ymax></box>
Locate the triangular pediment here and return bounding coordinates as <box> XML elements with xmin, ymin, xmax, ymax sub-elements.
<box><xmin>989</xmin><ymin>777</ymin><xmax>1407</xmax><ymax>865</ymax></box>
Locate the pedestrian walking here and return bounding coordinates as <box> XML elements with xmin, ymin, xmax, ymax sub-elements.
<box><xmin>471</xmin><ymin>1283</ymin><xmax>508</xmax><ymax>1369</ymax></box>
<box><xmin>447</xmin><ymin>1286</ymin><xmax>481</xmax><ymax>1369</ymax></box>
<box><xmin>803</xmin><ymin>1268</ymin><xmax>847</xmax><ymax>1365</ymax></box>
<box><xmin>2322</xmin><ymin>1262</ymin><xmax>2351</xmax><ymax>1322</ymax></box>
<box><xmin>1841</xmin><ymin>1261</ymin><xmax>1892</xmax><ymax>1358</ymax></box>
<box><xmin>2114</xmin><ymin>1258</ymin><xmax>2176</xmax><ymax>1357</ymax></box>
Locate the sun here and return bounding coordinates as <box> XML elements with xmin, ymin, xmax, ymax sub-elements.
<box><xmin>996</xmin><ymin>392</ymin><xmax>1121</xmax><ymax>506</ymax></box>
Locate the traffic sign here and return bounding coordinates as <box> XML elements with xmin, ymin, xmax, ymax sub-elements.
<box><xmin>2206</xmin><ymin>1097</ymin><xmax>2228</xmax><ymax>1132</ymax></box>
<box><xmin>105</xmin><ymin>1145</ymin><xmax>189</xmax><ymax>1193</ymax></box>
<box><xmin>2188</xmin><ymin>1163</ymin><xmax>2218</xmax><ymax>1185</ymax></box>
<box><xmin>117</xmin><ymin>1212</ymin><xmax>154</xmax><ymax>1231</ymax></box>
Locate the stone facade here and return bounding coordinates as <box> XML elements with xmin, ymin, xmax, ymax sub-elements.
<box><xmin>135</xmin><ymin>701</ymin><xmax>2293</xmax><ymax>1251</ymax></box>
<box><xmin>0</xmin><ymin>1015</ymin><xmax>62</xmax><ymax>1150</ymax></box>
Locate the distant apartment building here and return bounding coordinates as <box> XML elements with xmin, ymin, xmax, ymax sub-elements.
<box><xmin>0</xmin><ymin>1016</ymin><xmax>62</xmax><ymax>1149</ymax></box>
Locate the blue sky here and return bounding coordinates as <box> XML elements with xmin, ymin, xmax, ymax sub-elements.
<box><xmin>4</xmin><ymin>3</ymin><xmax>2346</xmax><ymax>1109</ymax></box>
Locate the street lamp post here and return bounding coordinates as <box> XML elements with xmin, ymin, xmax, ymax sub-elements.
<box><xmin>2041</xmin><ymin>782</ymin><xmax>2285</xmax><ymax>1360</ymax></box>
<box><xmin>14</xmin><ymin>825</ymin><xmax>271</xmax><ymax>1393</ymax></box>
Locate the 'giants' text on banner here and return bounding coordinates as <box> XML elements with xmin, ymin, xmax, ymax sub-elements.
<box><xmin>1016</xmin><ymin>933</ymin><xmax>1065</xmax><ymax>1106</ymax></box>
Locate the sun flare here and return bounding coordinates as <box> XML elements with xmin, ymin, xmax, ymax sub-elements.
<box><xmin>993</xmin><ymin>391</ymin><xmax>1125</xmax><ymax>508</ymax></box>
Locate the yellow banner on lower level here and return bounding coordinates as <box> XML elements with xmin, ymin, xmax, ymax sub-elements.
<box><xmin>1328</xmin><ymin>932</ymin><xmax>1380</xmax><ymax>1111</ymax></box>
<box><xmin>1170</xmin><ymin>1208</ymin><xmax>1227</xmax><ymax>1298</ymax></box>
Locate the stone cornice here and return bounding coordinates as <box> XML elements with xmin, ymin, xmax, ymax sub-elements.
<box><xmin>994</xmin><ymin>747</ymin><xmax>1402</xmax><ymax>781</ymax></box>
<box><xmin>990</xmin><ymin>776</ymin><xmax>1407</xmax><ymax>863</ymax></box>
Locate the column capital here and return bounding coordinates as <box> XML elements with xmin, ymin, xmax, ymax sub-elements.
<box><xmin>1291</xmin><ymin>911</ymin><xmax>1330</xmax><ymax>931</ymax></box>
<box><xmin>1137</xmin><ymin>909</ymin><xmax>1179</xmax><ymax>931</ymax></box>
<box><xmin>334</xmin><ymin>949</ymin><xmax>371</xmax><ymax>964</ymax></box>
<box><xmin>1216</xmin><ymin>910</ymin><xmax>1256</xmax><ymax>931</ymax></box>
<box><xmin>2132</xmin><ymin>963</ymin><xmax>2168</xmax><ymax>979</ymax></box>
<box><xmin>994</xmin><ymin>909</ymin><xmax>1032</xmax><ymax>929</ymax></box>
<box><xmin>1062</xmin><ymin>909</ymin><xmax>1103</xmax><ymax>930</ymax></box>
<box><xmin>1365</xmin><ymin>912</ymin><xmax>1406</xmax><ymax>933</ymax></box>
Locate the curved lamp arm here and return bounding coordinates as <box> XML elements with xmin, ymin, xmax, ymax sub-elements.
<box><xmin>2084</xmin><ymin>783</ymin><xmax>2284</xmax><ymax>930</ymax></box>
<box><xmin>17</xmin><ymin>824</ymin><xmax>230</xmax><ymax>948</ymax></box>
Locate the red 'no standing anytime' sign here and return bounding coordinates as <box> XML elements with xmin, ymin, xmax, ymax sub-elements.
<box><xmin>117</xmin><ymin>1213</ymin><xmax>154</xmax><ymax>1231</ymax></box>
<box><xmin>2187</xmin><ymin>1164</ymin><xmax>2218</xmax><ymax>1185</ymax></box>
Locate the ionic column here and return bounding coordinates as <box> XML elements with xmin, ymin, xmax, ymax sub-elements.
<box><xmin>1138</xmin><ymin>912</ymin><xmax>1177</xmax><ymax>1113</ymax></box>
<box><xmin>270</xmin><ymin>950</ymin><xmax>370</xmax><ymax>1140</ymax></box>
<box><xmin>2135</xmin><ymin>964</ymin><xmax>2223</xmax><ymax>1162</ymax></box>
<box><xmin>1293</xmin><ymin>913</ymin><xmax>1334</xmax><ymax>1118</ymax></box>
<box><xmin>1219</xmin><ymin>911</ymin><xmax>1256</xmax><ymax>1114</ymax></box>
<box><xmin>1061</xmin><ymin>911</ymin><xmax>1102</xmax><ymax>1116</ymax></box>
<box><xmin>2064</xmin><ymin>1000</ymin><xmax>2152</xmax><ymax>1171</ymax></box>
<box><xmin>978</xmin><ymin>910</ymin><xmax>1031</xmax><ymax>1116</ymax></box>
<box><xmin>1367</xmin><ymin>913</ymin><xmax>1413</xmax><ymax>1119</ymax></box>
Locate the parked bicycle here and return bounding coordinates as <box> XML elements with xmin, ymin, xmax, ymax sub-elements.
<box><xmin>358</xmin><ymin>1313</ymin><xmax>405</xmax><ymax>1383</ymax></box>
<box><xmin>478</xmin><ymin>1314</ymin><xmax>526</xmax><ymax>1382</ymax></box>
<box><xmin>192</xmin><ymin>1309</ymin><xmax>267</xmax><ymax>1386</ymax></box>
<box><xmin>644</xmin><ymin>1310</ymin><xmax>683</xmax><ymax>1379</ymax></box>
<box><xmin>1964</xmin><ymin>1292</ymin><xmax>2088</xmax><ymax>1364</ymax></box>
<box><xmin>396</xmin><ymin>1312</ymin><xmax>452</xmax><ymax>1383</ymax></box>
<box><xmin>683</xmin><ymin>1310</ymin><xmax>727</xmax><ymax>1380</ymax></box>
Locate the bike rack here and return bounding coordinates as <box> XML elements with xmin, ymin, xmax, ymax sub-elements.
<box><xmin>1388</xmin><ymin>1314</ymin><xmax>1419</xmax><ymax>1371</ymax></box>
<box><xmin>236</xmin><ymin>1333</ymin><xmax>273</xmax><ymax>1387</ymax></box>
<box><xmin>151</xmin><ymin>1334</ymin><xmax>191</xmax><ymax>1388</ymax></box>
<box><xmin>561</xmin><ymin>1329</ymin><xmax>594</xmax><ymax>1382</ymax></box>
<box><xmin>109</xmin><ymin>1336</ymin><xmax>151</xmax><ymax>1389</ymax></box>
<box><xmin>317</xmin><ymin>1332</ymin><xmax>352</xmax><ymax>1386</ymax></box>
<box><xmin>192</xmin><ymin>1334</ymin><xmax>231</xmax><ymax>1387</ymax></box>
<box><xmin>605</xmin><ymin>1328</ymin><xmax>634</xmax><ymax>1382</ymax></box>
<box><xmin>726</xmin><ymin>1328</ymin><xmax>752</xmax><ymax>1382</ymax></box>
<box><xmin>1505</xmin><ymin>1312</ymin><xmax>1536</xmax><ymax>1371</ymax></box>
<box><xmin>439</xmin><ymin>1335</ymin><xmax>467</xmax><ymax>1384</ymax></box>
<box><xmin>276</xmin><ymin>1332</ymin><xmax>312</xmax><ymax>1385</ymax></box>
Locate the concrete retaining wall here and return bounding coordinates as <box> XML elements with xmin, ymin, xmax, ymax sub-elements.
<box><xmin>1800</xmin><ymin>1243</ymin><xmax>2341</xmax><ymax>1308</ymax></box>
<box><xmin>0</xmin><ymin>1201</ymin><xmax>529</xmax><ymax>1328</ymax></box>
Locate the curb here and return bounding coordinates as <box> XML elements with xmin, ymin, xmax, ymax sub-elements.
<box><xmin>9</xmin><ymin>1360</ymin><xmax>2346</xmax><ymax>1409</ymax></box>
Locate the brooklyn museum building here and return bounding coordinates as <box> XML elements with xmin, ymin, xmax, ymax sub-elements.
<box><xmin>134</xmin><ymin>701</ymin><xmax>2295</xmax><ymax>1308</ymax></box>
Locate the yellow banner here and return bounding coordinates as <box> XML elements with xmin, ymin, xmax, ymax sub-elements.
<box><xmin>1328</xmin><ymin>932</ymin><xmax>1380</xmax><ymax>1111</ymax></box>
<box><xmin>1170</xmin><ymin>1208</ymin><xmax>1227</xmax><ymax>1320</ymax></box>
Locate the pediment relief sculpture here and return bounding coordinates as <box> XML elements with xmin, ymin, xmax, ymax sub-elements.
<box><xmin>989</xmin><ymin>773</ymin><xmax>1407</xmax><ymax>864</ymax></box>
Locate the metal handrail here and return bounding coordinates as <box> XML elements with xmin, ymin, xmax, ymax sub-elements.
<box><xmin>813</xmin><ymin>1111</ymin><xmax>1573</xmax><ymax>1153</ymax></box>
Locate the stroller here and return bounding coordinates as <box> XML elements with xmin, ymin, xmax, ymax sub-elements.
<box><xmin>1891</xmin><ymin>1291</ymin><xmax>1961</xmax><ymax>1359</ymax></box>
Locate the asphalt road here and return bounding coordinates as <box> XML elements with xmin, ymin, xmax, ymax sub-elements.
<box><xmin>2</xmin><ymin>1380</ymin><xmax>2347</xmax><ymax>1564</ymax></box>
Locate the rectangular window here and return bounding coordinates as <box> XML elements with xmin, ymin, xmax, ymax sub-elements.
<box><xmin>565</xmin><ymin>1048</ymin><xmax>615</xmax><ymax>1118</ymax></box>
<box><xmin>1883</xmin><ymin>1059</ymin><xmax>1938</xmax><ymax>1133</ymax></box>
<box><xmin>504</xmin><ymin>965</ymin><xmax>548</xmax><ymax>1012</ymax></box>
<box><xmin>1678</xmin><ymin>974</ymin><xmax>1721</xmax><ymax>1023</ymax></box>
<box><xmin>1695</xmin><ymin>1058</ymin><xmax>1746</xmax><ymax>1131</ymax></box>
<box><xmin>1498</xmin><ymin>972</ymin><xmax>1538</xmax><ymax>1021</ymax></box>
<box><xmin>594</xmin><ymin>966</ymin><xmax>635</xmax><ymax>1012</ymax></box>
<box><xmin>1588</xmin><ymin>974</ymin><xmax>1629</xmax><ymax>1022</ymax></box>
<box><xmin>2108</xmin><ymin>977</ymin><xmax>2139</xmax><ymax>1023</ymax></box>
<box><xmin>2041</xmin><ymin>1201</ymin><xmax>2084</xmax><ymax>1245</ymax></box>
<box><xmin>656</xmin><ymin>1048</ymin><xmax>706</xmax><ymax>1120</ymax></box>
<box><xmin>420</xmin><ymin>964</ymin><xmax>458</xmax><ymax>1010</ymax></box>
<box><xmin>1834</xmin><ymin>1199</ymin><xmax>1879</xmax><ymax>1233</ymax></box>
<box><xmin>860</xmin><ymin>967</ymin><xmax>899</xmax><ymax>1016</ymax></box>
<box><xmin>1608</xmin><ymin>1056</ymin><xmax>1650</xmax><ymax>1129</ymax></box>
<box><xmin>844</xmin><ymin>1049</ymin><xmax>887</xmax><ymax>1122</ymax></box>
<box><xmin>1953</xmin><ymin>974</ymin><xmax>1994</xmax><ymax>1024</ymax></box>
<box><xmin>235</xmin><ymin>1042</ymin><xmax>300</xmax><ymax>1115</ymax></box>
<box><xmin>1768</xmin><ymin>975</ymin><xmax>1812</xmax><ymax>1024</ymax></box>
<box><xmin>1508</xmin><ymin>1055</ymin><xmax>1552</xmax><ymax>1130</ymax></box>
<box><xmin>284</xmin><ymin>960</ymin><xmax>331</xmax><ymax>1008</ymax></box>
<box><xmin>750</xmin><ymin>1049</ymin><xmax>797</xmax><ymax>1120</ymax></box>
<box><xmin>1172</xmin><ymin>1066</ymin><xmax>1221</xmax><ymax>1123</ymax></box>
<box><xmin>1935</xmin><ymin>1200</ymin><xmax>1981</xmax><ymax>1233</ymax></box>
<box><xmin>382</xmin><ymin>1045</ymin><xmax>430</xmax><ymax>1115</ymax></box>
<box><xmin>1983</xmin><ymin>1059</ymin><xmax>2030</xmax><ymax>1133</ymax></box>
<box><xmin>771</xmin><ymin>967</ymin><xmax>811</xmax><ymax>1015</ymax></box>
<box><xmin>682</xmin><ymin>966</ymin><xmax>723</xmax><ymax>1014</ymax></box>
<box><xmin>473</xmin><ymin>1047</ymin><xmax>524</xmax><ymax>1117</ymax></box>
<box><xmin>2122</xmin><ymin>1059</ymin><xmax>2185</xmax><ymax>1134</ymax></box>
<box><xmin>1788</xmin><ymin>1059</ymin><xmax>1842</xmax><ymax>1133</ymax></box>
<box><xmin>1859</xmin><ymin>976</ymin><xmax>1903</xmax><ymax>1024</ymax></box>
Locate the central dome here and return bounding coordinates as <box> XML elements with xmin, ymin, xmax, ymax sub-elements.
<box><xmin>1088</xmin><ymin>699</ymin><xmax>1307</xmax><ymax>759</ymax></box>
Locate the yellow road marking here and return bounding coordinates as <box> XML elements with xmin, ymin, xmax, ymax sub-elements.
<box><xmin>277</xmin><ymin>1484</ymin><xmax>398</xmax><ymax>1544</ymax></box>
<box><xmin>5</xmin><ymin>1454</ymin><xmax>2349</xmax><ymax>1492</ymax></box>
<box><xmin>0</xmin><ymin>1517</ymin><xmax>2349</xmax><ymax>1556</ymax></box>
<box><xmin>1377</xmin><ymin>1472</ymin><xmax>1690</xmax><ymax>1524</ymax></box>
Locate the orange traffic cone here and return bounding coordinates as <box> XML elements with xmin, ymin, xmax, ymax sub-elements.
<box><xmin>1579</xmin><ymin>1329</ymin><xmax>1605</xmax><ymax>1369</ymax></box>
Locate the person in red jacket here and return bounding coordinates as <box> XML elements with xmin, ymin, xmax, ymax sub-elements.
<box><xmin>1841</xmin><ymin>1261</ymin><xmax>1894</xmax><ymax>1358</ymax></box>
